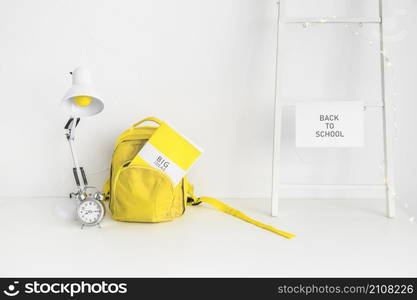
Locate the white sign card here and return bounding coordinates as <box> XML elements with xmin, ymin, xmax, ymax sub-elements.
<box><xmin>296</xmin><ymin>101</ymin><xmax>364</xmax><ymax>148</ymax></box>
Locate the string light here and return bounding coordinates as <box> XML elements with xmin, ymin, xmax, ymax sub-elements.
<box><xmin>379</xmin><ymin>160</ymin><xmax>385</xmax><ymax>175</ymax></box>
<box><xmin>298</xmin><ymin>19</ymin><xmax>415</xmax><ymax>223</ymax></box>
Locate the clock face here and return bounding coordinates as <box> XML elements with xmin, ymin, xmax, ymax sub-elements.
<box><xmin>77</xmin><ymin>200</ymin><xmax>104</xmax><ymax>225</ymax></box>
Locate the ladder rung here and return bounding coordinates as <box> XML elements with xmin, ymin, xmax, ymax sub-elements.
<box><xmin>279</xmin><ymin>102</ymin><xmax>384</xmax><ymax>108</ymax></box>
<box><xmin>278</xmin><ymin>184</ymin><xmax>386</xmax><ymax>190</ymax></box>
<box><xmin>283</xmin><ymin>17</ymin><xmax>381</xmax><ymax>24</ymax></box>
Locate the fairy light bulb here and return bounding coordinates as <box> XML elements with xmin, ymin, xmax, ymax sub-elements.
<box><xmin>379</xmin><ymin>161</ymin><xmax>384</xmax><ymax>170</ymax></box>
<box><xmin>74</xmin><ymin>95</ymin><xmax>92</xmax><ymax>107</ymax></box>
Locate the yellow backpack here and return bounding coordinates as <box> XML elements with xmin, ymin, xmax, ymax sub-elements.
<box><xmin>103</xmin><ymin>117</ymin><xmax>295</xmax><ymax>239</ymax></box>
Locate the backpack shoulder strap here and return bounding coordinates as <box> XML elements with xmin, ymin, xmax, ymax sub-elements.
<box><xmin>185</xmin><ymin>182</ymin><xmax>295</xmax><ymax>239</ymax></box>
<box><xmin>197</xmin><ymin>197</ymin><xmax>295</xmax><ymax>239</ymax></box>
<box><xmin>103</xmin><ymin>178</ymin><xmax>110</xmax><ymax>200</ymax></box>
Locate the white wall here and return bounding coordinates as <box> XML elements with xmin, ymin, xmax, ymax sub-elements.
<box><xmin>0</xmin><ymin>0</ymin><xmax>276</xmax><ymax>198</ymax></box>
<box><xmin>0</xmin><ymin>0</ymin><xmax>415</xmax><ymax>215</ymax></box>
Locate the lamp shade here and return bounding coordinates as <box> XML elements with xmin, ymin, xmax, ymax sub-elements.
<box><xmin>62</xmin><ymin>67</ymin><xmax>104</xmax><ymax>117</ymax></box>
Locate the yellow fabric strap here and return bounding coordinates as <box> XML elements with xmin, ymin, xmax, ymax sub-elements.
<box><xmin>198</xmin><ymin>197</ymin><xmax>296</xmax><ymax>239</ymax></box>
<box><xmin>103</xmin><ymin>179</ymin><xmax>110</xmax><ymax>200</ymax></box>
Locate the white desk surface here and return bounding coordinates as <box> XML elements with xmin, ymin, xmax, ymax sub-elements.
<box><xmin>1</xmin><ymin>197</ymin><xmax>416</xmax><ymax>277</ymax></box>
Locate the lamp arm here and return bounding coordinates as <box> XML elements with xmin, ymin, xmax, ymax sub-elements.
<box><xmin>65</xmin><ymin>117</ymin><xmax>86</xmax><ymax>192</ymax></box>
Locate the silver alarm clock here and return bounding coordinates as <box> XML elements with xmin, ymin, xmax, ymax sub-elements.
<box><xmin>72</xmin><ymin>187</ymin><xmax>105</xmax><ymax>228</ymax></box>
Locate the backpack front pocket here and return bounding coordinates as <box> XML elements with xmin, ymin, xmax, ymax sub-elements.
<box><xmin>112</xmin><ymin>165</ymin><xmax>175</xmax><ymax>222</ymax></box>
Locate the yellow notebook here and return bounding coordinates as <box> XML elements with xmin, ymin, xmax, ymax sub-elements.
<box><xmin>134</xmin><ymin>122</ymin><xmax>203</xmax><ymax>185</ymax></box>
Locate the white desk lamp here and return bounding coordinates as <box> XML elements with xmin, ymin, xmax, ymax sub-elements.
<box><xmin>62</xmin><ymin>67</ymin><xmax>105</xmax><ymax>227</ymax></box>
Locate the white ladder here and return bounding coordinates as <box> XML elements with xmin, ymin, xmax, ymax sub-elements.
<box><xmin>271</xmin><ymin>0</ymin><xmax>396</xmax><ymax>218</ymax></box>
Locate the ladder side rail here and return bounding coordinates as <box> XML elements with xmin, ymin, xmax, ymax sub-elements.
<box><xmin>378</xmin><ymin>0</ymin><xmax>396</xmax><ymax>218</ymax></box>
<box><xmin>272</xmin><ymin>0</ymin><xmax>283</xmax><ymax>216</ymax></box>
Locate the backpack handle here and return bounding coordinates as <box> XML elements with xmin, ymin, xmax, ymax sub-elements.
<box><xmin>131</xmin><ymin>117</ymin><xmax>163</xmax><ymax>129</ymax></box>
